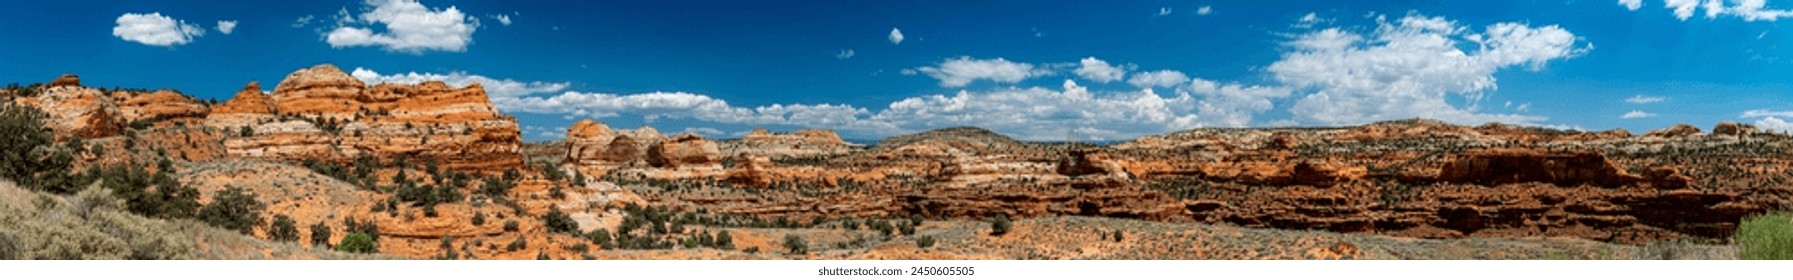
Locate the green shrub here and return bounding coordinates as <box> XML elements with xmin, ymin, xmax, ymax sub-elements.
<box><xmin>267</xmin><ymin>214</ymin><xmax>299</xmax><ymax>242</ymax></box>
<box><xmin>336</xmin><ymin>232</ymin><xmax>378</xmax><ymax>253</ymax></box>
<box><xmin>0</xmin><ymin>103</ymin><xmax>77</xmax><ymax>193</ymax></box>
<box><xmin>503</xmin><ymin>220</ymin><xmax>520</xmax><ymax>232</ymax></box>
<box><xmin>1738</xmin><ymin>212</ymin><xmax>1793</xmax><ymax>260</ymax></box>
<box><xmin>916</xmin><ymin>235</ymin><xmax>936</xmax><ymax>249</ymax></box>
<box><xmin>310</xmin><ymin>221</ymin><xmax>332</xmax><ymax>248</ymax></box>
<box><xmin>586</xmin><ymin>229</ymin><xmax>612</xmax><ymax>247</ymax></box>
<box><xmin>716</xmin><ymin>230</ymin><xmax>735</xmax><ymax>250</ymax></box>
<box><xmin>1113</xmin><ymin>230</ymin><xmax>1124</xmax><ymax>242</ymax></box>
<box><xmin>783</xmin><ymin>233</ymin><xmax>807</xmax><ymax>254</ymax></box>
<box><xmin>543</xmin><ymin>207</ymin><xmax>579</xmax><ymax>235</ymax></box>
<box><xmin>910</xmin><ymin>214</ymin><xmax>924</xmax><ymax>227</ymax></box>
<box><xmin>507</xmin><ymin>237</ymin><xmax>527</xmax><ymax>252</ymax></box>
<box><xmin>990</xmin><ymin>215</ymin><xmax>1012</xmax><ymax>236</ymax></box>
<box><xmin>471</xmin><ymin>212</ymin><xmax>486</xmax><ymax>226</ymax></box>
<box><xmin>197</xmin><ymin>187</ymin><xmax>263</xmax><ymax>234</ymax></box>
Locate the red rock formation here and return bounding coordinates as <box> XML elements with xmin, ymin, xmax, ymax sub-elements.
<box><xmin>49</xmin><ymin>74</ymin><xmax>80</xmax><ymax>87</ymax></box>
<box><xmin>118</xmin><ymin>89</ymin><xmax>209</xmax><ymax>123</ymax></box>
<box><xmin>1644</xmin><ymin>123</ymin><xmax>1701</xmax><ymax>138</ymax></box>
<box><xmin>1438</xmin><ymin>149</ymin><xmax>1642</xmax><ymax>187</ymax></box>
<box><xmin>220</xmin><ymin>64</ymin><xmax>523</xmax><ymax>174</ymax></box>
<box><xmin>205</xmin><ymin>82</ymin><xmax>277</xmax><ymax>129</ymax></box>
<box><xmin>652</xmin><ymin>133</ymin><xmax>722</xmax><ymax>170</ymax></box>
<box><xmin>271</xmin><ymin>64</ymin><xmax>367</xmax><ymax>120</ymax></box>
<box><xmin>14</xmin><ymin>76</ymin><xmax>122</xmax><ymax>139</ymax></box>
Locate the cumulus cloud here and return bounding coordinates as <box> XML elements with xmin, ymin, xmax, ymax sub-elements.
<box><xmin>1197</xmin><ymin>6</ymin><xmax>1213</xmax><ymax>16</ymax></box>
<box><xmin>837</xmin><ymin>49</ymin><xmax>856</xmax><ymax>59</ymax></box>
<box><xmin>1159</xmin><ymin>7</ymin><xmax>1173</xmax><ymax>16</ymax></box>
<box><xmin>1073</xmin><ymin>57</ymin><xmax>1131</xmax><ymax>83</ymax></box>
<box><xmin>216</xmin><ymin>20</ymin><xmax>237</xmax><ymax>35</ymax></box>
<box><xmin>889</xmin><ymin>28</ymin><xmax>905</xmax><ymax>45</ymax></box>
<box><xmin>910</xmin><ymin>56</ymin><xmax>1052</xmax><ymax>87</ymax></box>
<box><xmin>1621</xmin><ymin>110</ymin><xmax>1657</xmax><ymax>119</ymax></box>
<box><xmin>348</xmin><ymin>67</ymin><xmax>569</xmax><ymax>98</ymax></box>
<box><xmin>1269</xmin><ymin>13</ymin><xmax>1589</xmax><ymax>126</ymax></box>
<box><xmin>1654</xmin><ymin>0</ymin><xmax>1793</xmax><ymax>21</ymax></box>
<box><xmin>326</xmin><ymin>0</ymin><xmax>481</xmax><ymax>53</ymax></box>
<box><xmin>1756</xmin><ymin>116</ymin><xmax>1793</xmax><ymax>133</ymax></box>
<box><xmin>1620</xmin><ymin>0</ymin><xmax>1644</xmax><ymax>11</ymax></box>
<box><xmin>113</xmin><ymin>13</ymin><xmax>206</xmax><ymax>47</ymax></box>
<box><xmin>1625</xmin><ymin>95</ymin><xmax>1667</xmax><ymax>104</ymax></box>
<box><xmin>1128</xmin><ymin>70</ymin><xmax>1191</xmax><ymax>88</ymax></box>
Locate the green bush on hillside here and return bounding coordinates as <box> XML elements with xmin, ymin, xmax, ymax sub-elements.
<box><xmin>1738</xmin><ymin>212</ymin><xmax>1793</xmax><ymax>260</ymax></box>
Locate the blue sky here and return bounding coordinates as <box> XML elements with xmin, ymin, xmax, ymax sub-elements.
<box><xmin>4</xmin><ymin>0</ymin><xmax>1793</xmax><ymax>142</ymax></box>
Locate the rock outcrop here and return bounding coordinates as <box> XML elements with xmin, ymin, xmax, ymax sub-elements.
<box><xmin>270</xmin><ymin>64</ymin><xmax>367</xmax><ymax>120</ymax></box>
<box><xmin>118</xmin><ymin>89</ymin><xmax>209</xmax><ymax>123</ymax></box>
<box><xmin>652</xmin><ymin>133</ymin><xmax>722</xmax><ymax>170</ymax></box>
<box><xmin>1712</xmin><ymin>121</ymin><xmax>1757</xmax><ymax>137</ymax></box>
<box><xmin>1438</xmin><ymin>149</ymin><xmax>1641</xmax><ymax>187</ymax></box>
<box><xmin>205</xmin><ymin>82</ymin><xmax>277</xmax><ymax>129</ymax></box>
<box><xmin>221</xmin><ymin>64</ymin><xmax>523</xmax><ymax>174</ymax></box>
<box><xmin>13</xmin><ymin>76</ymin><xmax>122</xmax><ymax>139</ymax></box>
<box><xmin>1644</xmin><ymin>123</ymin><xmax>1701</xmax><ymax>138</ymax></box>
<box><xmin>724</xmin><ymin>128</ymin><xmax>858</xmax><ymax>158</ymax></box>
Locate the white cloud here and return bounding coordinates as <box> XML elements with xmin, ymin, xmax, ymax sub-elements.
<box><xmin>889</xmin><ymin>28</ymin><xmax>905</xmax><ymax>45</ymax></box>
<box><xmin>491</xmin><ymin>14</ymin><xmax>512</xmax><ymax>26</ymax></box>
<box><xmin>1742</xmin><ymin>109</ymin><xmax>1793</xmax><ymax>118</ymax></box>
<box><xmin>1621</xmin><ymin>110</ymin><xmax>1657</xmax><ymax>119</ymax></box>
<box><xmin>1073</xmin><ymin>57</ymin><xmax>1131</xmax><ymax>83</ymax></box>
<box><xmin>348</xmin><ymin>67</ymin><xmax>569</xmax><ymax>98</ymax></box>
<box><xmin>683</xmin><ymin>127</ymin><xmax>725</xmax><ymax>137</ymax></box>
<box><xmin>1625</xmin><ymin>95</ymin><xmax>1667</xmax><ymax>104</ymax></box>
<box><xmin>293</xmin><ymin>15</ymin><xmax>315</xmax><ymax>28</ymax></box>
<box><xmin>1159</xmin><ymin>7</ymin><xmax>1173</xmax><ymax>16</ymax></box>
<box><xmin>326</xmin><ymin>0</ymin><xmax>480</xmax><ymax>53</ymax></box>
<box><xmin>1197</xmin><ymin>6</ymin><xmax>1213</xmax><ymax>15</ymax></box>
<box><xmin>1620</xmin><ymin>0</ymin><xmax>1644</xmax><ymax>11</ymax></box>
<box><xmin>1656</xmin><ymin>0</ymin><xmax>1793</xmax><ymax>21</ymax></box>
<box><xmin>1755</xmin><ymin>116</ymin><xmax>1793</xmax><ymax>133</ymax></box>
<box><xmin>370</xmin><ymin>61</ymin><xmax>1285</xmax><ymax>141</ymax></box>
<box><xmin>837</xmin><ymin>49</ymin><xmax>856</xmax><ymax>59</ymax></box>
<box><xmin>216</xmin><ymin>20</ymin><xmax>237</xmax><ymax>35</ymax></box>
<box><xmin>112</xmin><ymin>13</ymin><xmax>206</xmax><ymax>47</ymax></box>
<box><xmin>911</xmin><ymin>56</ymin><xmax>1051</xmax><ymax>87</ymax></box>
<box><xmin>1128</xmin><ymin>70</ymin><xmax>1191</xmax><ymax>88</ymax></box>
<box><xmin>1269</xmin><ymin>14</ymin><xmax>1589</xmax><ymax>126</ymax></box>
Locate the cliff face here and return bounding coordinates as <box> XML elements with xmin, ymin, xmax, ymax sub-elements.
<box><xmin>14</xmin><ymin>75</ymin><xmax>123</xmax><ymax>139</ymax></box>
<box><xmin>219</xmin><ymin>64</ymin><xmax>523</xmax><ymax>174</ymax></box>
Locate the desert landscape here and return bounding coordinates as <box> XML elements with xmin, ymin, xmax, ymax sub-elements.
<box><xmin>3</xmin><ymin>65</ymin><xmax>1787</xmax><ymax>260</ymax></box>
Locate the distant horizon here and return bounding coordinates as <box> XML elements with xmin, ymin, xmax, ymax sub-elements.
<box><xmin>5</xmin><ymin>0</ymin><xmax>1793</xmax><ymax>142</ymax></box>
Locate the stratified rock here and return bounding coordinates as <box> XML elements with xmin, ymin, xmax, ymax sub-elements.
<box><xmin>652</xmin><ymin>133</ymin><xmax>722</xmax><ymax>170</ymax></box>
<box><xmin>271</xmin><ymin>64</ymin><xmax>366</xmax><ymax>120</ymax></box>
<box><xmin>14</xmin><ymin>76</ymin><xmax>122</xmax><ymax>139</ymax></box>
<box><xmin>220</xmin><ymin>64</ymin><xmax>524</xmax><ymax>174</ymax></box>
<box><xmin>118</xmin><ymin>89</ymin><xmax>209</xmax><ymax>123</ymax></box>
<box><xmin>205</xmin><ymin>82</ymin><xmax>277</xmax><ymax>129</ymax></box>
<box><xmin>1439</xmin><ymin>149</ymin><xmax>1641</xmax><ymax>187</ymax></box>
<box><xmin>49</xmin><ymin>74</ymin><xmax>80</xmax><ymax>87</ymax></box>
<box><xmin>1644</xmin><ymin>123</ymin><xmax>1702</xmax><ymax>138</ymax></box>
<box><xmin>1712</xmin><ymin>121</ymin><xmax>1758</xmax><ymax>137</ymax></box>
<box><xmin>726</xmin><ymin>127</ymin><xmax>858</xmax><ymax>158</ymax></box>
